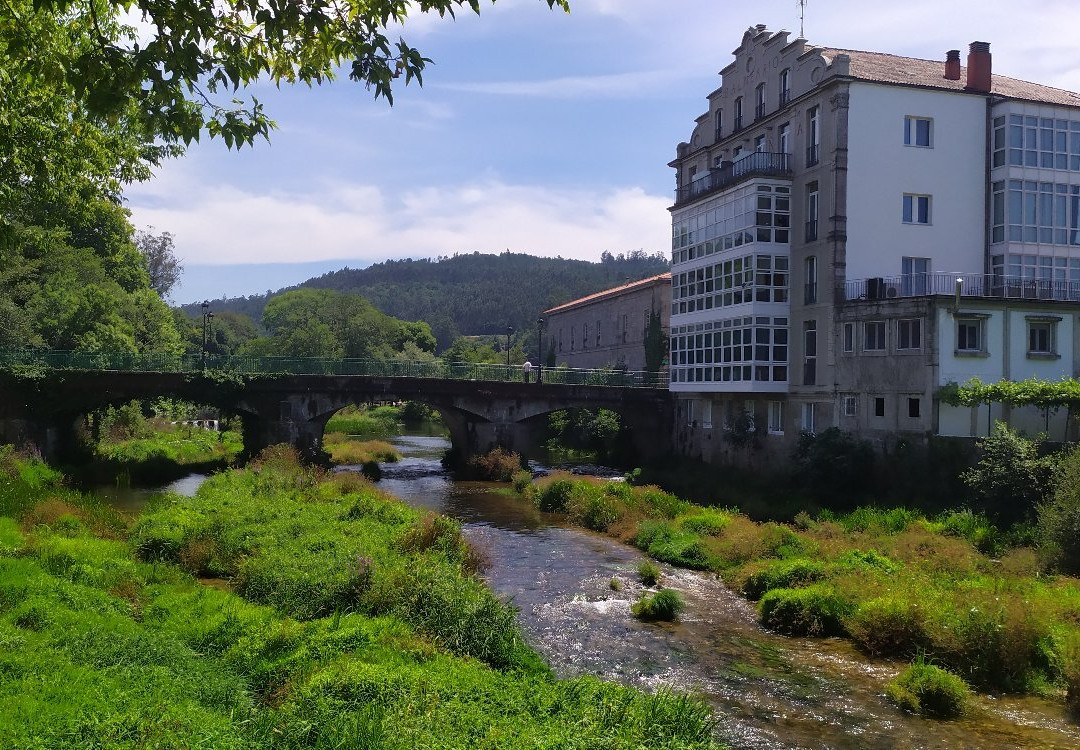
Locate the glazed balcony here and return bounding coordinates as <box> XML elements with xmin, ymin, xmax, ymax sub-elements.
<box><xmin>674</xmin><ymin>152</ymin><xmax>791</xmax><ymax>207</ymax></box>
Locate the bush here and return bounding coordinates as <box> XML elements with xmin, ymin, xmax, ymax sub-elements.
<box><xmin>511</xmin><ymin>470</ymin><xmax>533</xmax><ymax>494</ymax></box>
<box><xmin>637</xmin><ymin>561</ymin><xmax>661</xmax><ymax>586</ymax></box>
<box><xmin>962</xmin><ymin>422</ymin><xmax>1053</xmax><ymax>524</ymax></box>
<box><xmin>567</xmin><ymin>485</ymin><xmax>621</xmax><ymax>532</ymax></box>
<box><xmin>631</xmin><ymin>589</ymin><xmax>684</xmax><ymax>622</ymax></box>
<box><xmin>739</xmin><ymin>558</ymin><xmax>825</xmax><ymax>600</ymax></box>
<box><xmin>1037</xmin><ymin>444</ymin><xmax>1080</xmax><ymax>575</ymax></box>
<box><xmin>847</xmin><ymin>596</ymin><xmax>927</xmax><ymax>656</ymax></box>
<box><xmin>535</xmin><ymin>478</ymin><xmax>575</xmax><ymax>513</ymax></box>
<box><xmin>758</xmin><ymin>585</ymin><xmax>853</xmax><ymax>637</ymax></box>
<box><xmin>632</xmin><ymin>521</ymin><xmax>716</xmax><ymax>570</ymax></box>
<box><xmin>885</xmin><ymin>660</ymin><xmax>970</xmax><ymax>719</ymax></box>
<box><xmin>465</xmin><ymin>448</ymin><xmax>520</xmax><ymax>482</ymax></box>
<box><xmin>678</xmin><ymin>508</ymin><xmax>732</xmax><ymax>537</ymax></box>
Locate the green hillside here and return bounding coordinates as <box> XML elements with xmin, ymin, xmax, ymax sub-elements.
<box><xmin>185</xmin><ymin>251</ymin><xmax>669</xmax><ymax>349</ymax></box>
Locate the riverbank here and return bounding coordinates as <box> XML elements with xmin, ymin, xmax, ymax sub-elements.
<box><xmin>0</xmin><ymin>445</ymin><xmax>721</xmax><ymax>748</ymax></box>
<box><xmin>513</xmin><ymin>472</ymin><xmax>1080</xmax><ymax>711</ymax></box>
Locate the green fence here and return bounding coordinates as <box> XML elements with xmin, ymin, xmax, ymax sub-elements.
<box><xmin>0</xmin><ymin>350</ymin><xmax>670</xmax><ymax>389</ymax></box>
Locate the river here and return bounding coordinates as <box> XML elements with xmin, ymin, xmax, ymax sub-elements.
<box><xmin>101</xmin><ymin>433</ymin><xmax>1080</xmax><ymax>749</ymax></box>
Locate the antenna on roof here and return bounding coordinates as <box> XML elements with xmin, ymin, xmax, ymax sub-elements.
<box><xmin>797</xmin><ymin>0</ymin><xmax>807</xmax><ymax>38</ymax></box>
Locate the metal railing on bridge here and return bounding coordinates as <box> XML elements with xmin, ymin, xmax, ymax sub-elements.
<box><xmin>0</xmin><ymin>350</ymin><xmax>670</xmax><ymax>389</ymax></box>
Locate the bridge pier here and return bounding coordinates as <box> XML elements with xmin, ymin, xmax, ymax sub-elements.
<box><xmin>240</xmin><ymin>409</ymin><xmax>331</xmax><ymax>465</ymax></box>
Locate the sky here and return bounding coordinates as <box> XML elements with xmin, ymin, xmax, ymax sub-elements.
<box><xmin>123</xmin><ymin>0</ymin><xmax>1080</xmax><ymax>305</ymax></box>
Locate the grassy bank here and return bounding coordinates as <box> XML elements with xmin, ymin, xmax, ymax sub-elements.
<box><xmin>322</xmin><ymin>432</ymin><xmax>401</xmax><ymax>466</ymax></box>
<box><xmin>84</xmin><ymin>419</ymin><xmax>243</xmax><ymax>484</ymax></box>
<box><xmin>0</xmin><ymin>446</ymin><xmax>722</xmax><ymax>748</ymax></box>
<box><xmin>516</xmin><ymin>473</ymin><xmax>1080</xmax><ymax>703</ymax></box>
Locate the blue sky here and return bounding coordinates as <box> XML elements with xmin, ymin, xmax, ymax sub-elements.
<box><xmin>124</xmin><ymin>0</ymin><xmax>1080</xmax><ymax>304</ymax></box>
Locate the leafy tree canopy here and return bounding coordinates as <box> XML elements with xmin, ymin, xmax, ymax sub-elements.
<box><xmin>4</xmin><ymin>0</ymin><xmax>569</xmax><ymax>152</ymax></box>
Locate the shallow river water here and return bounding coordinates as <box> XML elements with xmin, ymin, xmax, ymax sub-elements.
<box><xmin>374</xmin><ymin>434</ymin><xmax>1079</xmax><ymax>750</ymax></box>
<box><xmin>99</xmin><ymin>435</ymin><xmax>1080</xmax><ymax>749</ymax></box>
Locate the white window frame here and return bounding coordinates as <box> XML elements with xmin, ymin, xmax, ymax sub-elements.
<box><xmin>903</xmin><ymin>194</ymin><xmax>932</xmax><ymax>225</ymax></box>
<box><xmin>956</xmin><ymin>317</ymin><xmax>986</xmax><ymax>354</ymax></box>
<box><xmin>1026</xmin><ymin>316</ymin><xmax>1059</xmax><ymax>356</ymax></box>
<box><xmin>701</xmin><ymin>399</ymin><xmax>713</xmax><ymax>429</ymax></box>
<box><xmin>842</xmin><ymin>322</ymin><xmax>855</xmax><ymax>353</ymax></box>
<box><xmin>800</xmin><ymin>402</ymin><xmax>816</xmax><ymax>434</ymax></box>
<box><xmin>768</xmin><ymin>401</ymin><xmax>785</xmax><ymax>434</ymax></box>
<box><xmin>904</xmin><ymin>116</ymin><xmax>933</xmax><ymax>148</ymax></box>
<box><xmin>843</xmin><ymin>395</ymin><xmax>857</xmax><ymax>417</ymax></box>
<box><xmin>897</xmin><ymin>318</ymin><xmax>922</xmax><ymax>350</ymax></box>
<box><xmin>863</xmin><ymin>320</ymin><xmax>886</xmax><ymax>351</ymax></box>
<box><xmin>778</xmin><ymin>122</ymin><xmax>791</xmax><ymax>155</ymax></box>
<box><xmin>685</xmin><ymin>399</ymin><xmax>695</xmax><ymax>426</ymax></box>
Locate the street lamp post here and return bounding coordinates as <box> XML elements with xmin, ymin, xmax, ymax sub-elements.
<box><xmin>536</xmin><ymin>317</ymin><xmax>545</xmax><ymax>384</ymax></box>
<box><xmin>505</xmin><ymin>325</ymin><xmax>513</xmax><ymax>380</ymax></box>
<box><xmin>200</xmin><ymin>301</ymin><xmax>213</xmax><ymax>368</ymax></box>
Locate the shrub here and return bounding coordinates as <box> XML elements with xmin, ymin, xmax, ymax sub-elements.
<box><xmin>535</xmin><ymin>478</ymin><xmax>575</xmax><ymax>513</ymax></box>
<box><xmin>609</xmin><ymin>577</ymin><xmax>622</xmax><ymax>591</ymax></box>
<box><xmin>847</xmin><ymin>596</ymin><xmax>927</xmax><ymax>656</ymax></box>
<box><xmin>637</xmin><ymin>561</ymin><xmax>661</xmax><ymax>586</ymax></box>
<box><xmin>678</xmin><ymin>508</ymin><xmax>732</xmax><ymax>537</ymax></box>
<box><xmin>399</xmin><ymin>513</ymin><xmax>464</xmax><ymax>558</ymax></box>
<box><xmin>632</xmin><ymin>521</ymin><xmax>716</xmax><ymax>570</ymax></box>
<box><xmin>885</xmin><ymin>660</ymin><xmax>970</xmax><ymax>719</ymax></box>
<box><xmin>963</xmin><ymin>422</ymin><xmax>1053</xmax><ymax>524</ymax></box>
<box><xmin>758</xmin><ymin>585</ymin><xmax>853</xmax><ymax>637</ymax></box>
<box><xmin>631</xmin><ymin>589</ymin><xmax>684</xmax><ymax>621</ymax></box>
<box><xmin>465</xmin><ymin>448</ymin><xmax>520</xmax><ymax>482</ymax></box>
<box><xmin>511</xmin><ymin>470</ymin><xmax>533</xmax><ymax>494</ymax></box>
<box><xmin>360</xmin><ymin>460</ymin><xmax>382</xmax><ymax>481</ymax></box>
<box><xmin>739</xmin><ymin>558</ymin><xmax>825</xmax><ymax>600</ymax></box>
<box><xmin>1037</xmin><ymin>444</ymin><xmax>1080</xmax><ymax>575</ymax></box>
<box><xmin>833</xmin><ymin>549</ymin><xmax>900</xmax><ymax>575</ymax></box>
<box><xmin>568</xmin><ymin>485</ymin><xmax>621</xmax><ymax>532</ymax></box>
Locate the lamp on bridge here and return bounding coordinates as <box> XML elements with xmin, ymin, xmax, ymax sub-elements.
<box><xmin>200</xmin><ymin>301</ymin><xmax>214</xmax><ymax>367</ymax></box>
<box><xmin>536</xmin><ymin>317</ymin><xmax>545</xmax><ymax>384</ymax></box>
<box><xmin>505</xmin><ymin>325</ymin><xmax>513</xmax><ymax>379</ymax></box>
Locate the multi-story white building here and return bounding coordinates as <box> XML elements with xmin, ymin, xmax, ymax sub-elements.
<box><xmin>669</xmin><ymin>25</ymin><xmax>1080</xmax><ymax>461</ymax></box>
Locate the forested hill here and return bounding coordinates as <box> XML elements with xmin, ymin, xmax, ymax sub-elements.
<box><xmin>186</xmin><ymin>251</ymin><xmax>669</xmax><ymax>348</ymax></box>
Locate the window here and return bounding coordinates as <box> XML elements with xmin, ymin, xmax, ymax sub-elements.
<box><xmin>801</xmin><ymin>403</ymin><xmax>816</xmax><ymax>434</ymax></box>
<box><xmin>806</xmin><ymin>106</ymin><xmax>820</xmax><ymax>166</ymax></box>
<box><xmin>754</xmin><ymin>135</ymin><xmax>766</xmax><ymax>153</ymax></box>
<box><xmin>571</xmin><ymin>326</ymin><xmax>576</xmax><ymax>350</ymax></box>
<box><xmin>622</xmin><ymin>313</ymin><xmax>628</xmax><ymax>343</ymax></box>
<box><xmin>904</xmin><ymin>116</ymin><xmax>933</xmax><ymax>147</ymax></box>
<box><xmin>701</xmin><ymin>399</ymin><xmax>713</xmax><ymax>429</ymax></box>
<box><xmin>843</xmin><ymin>322</ymin><xmax>854</xmax><ymax>352</ymax></box>
<box><xmin>714</xmin><ymin>109</ymin><xmax>723</xmax><ymax>141</ymax></box>
<box><xmin>778</xmin><ymin>122</ymin><xmax>791</xmax><ymax>155</ymax></box>
<box><xmin>582</xmin><ymin>323</ymin><xmax>589</xmax><ymax>347</ymax></box>
<box><xmin>734</xmin><ymin>97</ymin><xmax>743</xmax><ymax>131</ymax></box>
<box><xmin>1027</xmin><ymin>317</ymin><xmax>1059</xmax><ymax>355</ymax></box>
<box><xmin>806</xmin><ymin>182</ymin><xmax>819</xmax><ymax>242</ymax></box>
<box><xmin>779</xmin><ymin>68</ymin><xmax>791</xmax><ymax>106</ymax></box>
<box><xmin>897</xmin><ymin>319</ymin><xmax>922</xmax><ymax>350</ymax></box>
<box><xmin>804</xmin><ymin>256</ymin><xmax>817</xmax><ymax>304</ymax></box>
<box><xmin>902</xmin><ymin>256</ymin><xmax>930</xmax><ymax>295</ymax></box>
<box><xmin>874</xmin><ymin>397</ymin><xmax>886</xmax><ymax>418</ymax></box>
<box><xmin>843</xmin><ymin>395</ymin><xmax>857</xmax><ymax>417</ymax></box>
<box><xmin>755</xmin><ymin>83</ymin><xmax>767</xmax><ymax>120</ymax></box>
<box><xmin>903</xmin><ymin>194</ymin><xmax>931</xmax><ymax>224</ymax></box>
<box><xmin>596</xmin><ymin>320</ymin><xmax>601</xmax><ymax>345</ymax></box>
<box><xmin>908</xmin><ymin>398</ymin><xmax>921</xmax><ymax>418</ymax></box>
<box><xmin>956</xmin><ymin>318</ymin><xmax>985</xmax><ymax>353</ymax></box>
<box><xmin>768</xmin><ymin>401</ymin><xmax>785</xmax><ymax>434</ymax></box>
<box><xmin>864</xmin><ymin>321</ymin><xmax>886</xmax><ymax>351</ymax></box>
<box><xmin>685</xmin><ymin>399</ymin><xmax>695</xmax><ymax>426</ymax></box>
<box><xmin>803</xmin><ymin>320</ymin><xmax>817</xmax><ymax>385</ymax></box>
<box><xmin>558</xmin><ymin>328</ymin><xmax>563</xmax><ymax>352</ymax></box>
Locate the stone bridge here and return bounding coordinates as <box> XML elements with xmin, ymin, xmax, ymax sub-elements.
<box><xmin>0</xmin><ymin>370</ymin><xmax>674</xmax><ymax>464</ymax></box>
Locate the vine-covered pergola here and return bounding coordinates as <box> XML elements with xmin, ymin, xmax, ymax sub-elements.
<box><xmin>939</xmin><ymin>377</ymin><xmax>1080</xmax><ymax>440</ymax></box>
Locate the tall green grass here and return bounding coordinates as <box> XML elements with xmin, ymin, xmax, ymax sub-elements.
<box><xmin>0</xmin><ymin>445</ymin><xmax>724</xmax><ymax>749</ymax></box>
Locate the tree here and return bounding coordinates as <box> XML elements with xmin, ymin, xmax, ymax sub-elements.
<box><xmin>135</xmin><ymin>229</ymin><xmax>183</xmax><ymax>299</ymax></box>
<box><xmin>961</xmin><ymin>422</ymin><xmax>1054</xmax><ymax>523</ymax></box>
<box><xmin>643</xmin><ymin>307</ymin><xmax>665</xmax><ymax>373</ymax></box>
<box><xmin>4</xmin><ymin>0</ymin><xmax>569</xmax><ymax>151</ymax></box>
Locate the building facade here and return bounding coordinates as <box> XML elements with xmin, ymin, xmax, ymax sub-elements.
<box><xmin>669</xmin><ymin>25</ymin><xmax>1080</xmax><ymax>460</ymax></box>
<box><xmin>543</xmin><ymin>274</ymin><xmax>670</xmax><ymax>371</ymax></box>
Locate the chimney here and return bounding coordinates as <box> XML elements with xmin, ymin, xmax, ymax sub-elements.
<box><xmin>944</xmin><ymin>50</ymin><xmax>961</xmax><ymax>81</ymax></box>
<box><xmin>965</xmin><ymin>41</ymin><xmax>991</xmax><ymax>93</ymax></box>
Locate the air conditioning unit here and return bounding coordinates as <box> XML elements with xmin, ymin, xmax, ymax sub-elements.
<box><xmin>866</xmin><ymin>277</ymin><xmax>886</xmax><ymax>300</ymax></box>
<box><xmin>885</xmin><ymin>283</ymin><xmax>901</xmax><ymax>299</ymax></box>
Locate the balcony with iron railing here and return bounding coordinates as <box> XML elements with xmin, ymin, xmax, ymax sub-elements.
<box><xmin>839</xmin><ymin>272</ymin><xmax>1080</xmax><ymax>303</ymax></box>
<box><xmin>674</xmin><ymin>152</ymin><xmax>791</xmax><ymax>206</ymax></box>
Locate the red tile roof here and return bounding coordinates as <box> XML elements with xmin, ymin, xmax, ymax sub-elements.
<box><xmin>543</xmin><ymin>273</ymin><xmax>671</xmax><ymax>315</ymax></box>
<box><xmin>822</xmin><ymin>47</ymin><xmax>1080</xmax><ymax>107</ymax></box>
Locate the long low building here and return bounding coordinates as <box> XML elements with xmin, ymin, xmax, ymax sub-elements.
<box><xmin>542</xmin><ymin>273</ymin><xmax>670</xmax><ymax>372</ymax></box>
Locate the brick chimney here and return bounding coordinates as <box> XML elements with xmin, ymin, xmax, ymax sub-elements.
<box><xmin>965</xmin><ymin>41</ymin><xmax>992</xmax><ymax>93</ymax></box>
<box><xmin>944</xmin><ymin>49</ymin><xmax>961</xmax><ymax>81</ymax></box>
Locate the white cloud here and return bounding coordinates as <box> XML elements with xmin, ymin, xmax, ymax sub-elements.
<box><xmin>126</xmin><ymin>173</ymin><xmax>671</xmax><ymax>267</ymax></box>
<box><xmin>440</xmin><ymin>69</ymin><xmax>684</xmax><ymax>98</ymax></box>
